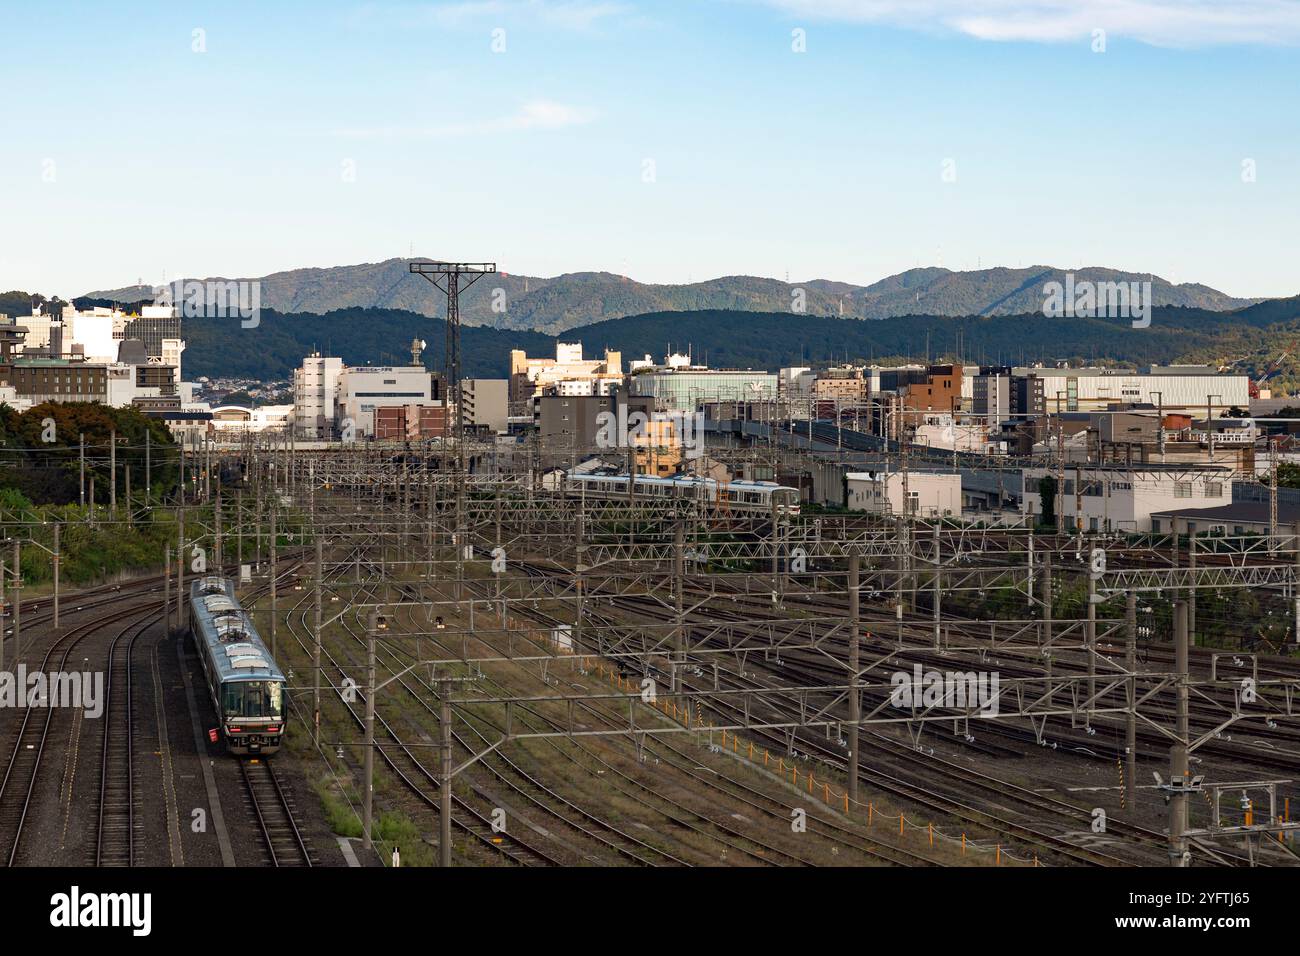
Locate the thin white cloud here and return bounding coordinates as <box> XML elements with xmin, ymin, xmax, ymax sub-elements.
<box><xmin>334</xmin><ymin>98</ymin><xmax>596</xmax><ymax>138</ymax></box>
<box><xmin>751</xmin><ymin>0</ymin><xmax>1300</xmax><ymax>47</ymax></box>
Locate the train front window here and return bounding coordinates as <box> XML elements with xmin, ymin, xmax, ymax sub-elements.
<box><xmin>223</xmin><ymin>681</ymin><xmax>284</xmax><ymax>719</ymax></box>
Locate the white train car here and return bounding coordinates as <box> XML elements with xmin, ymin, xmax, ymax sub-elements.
<box><xmin>566</xmin><ymin>473</ymin><xmax>800</xmax><ymax>515</ymax></box>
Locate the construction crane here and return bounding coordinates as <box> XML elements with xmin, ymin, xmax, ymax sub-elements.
<box><xmin>1220</xmin><ymin>345</ymin><xmax>1295</xmax><ymax>399</ymax></box>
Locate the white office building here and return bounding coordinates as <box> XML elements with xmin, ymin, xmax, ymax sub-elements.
<box><xmin>846</xmin><ymin>471</ymin><xmax>962</xmax><ymax>518</ymax></box>
<box><xmin>336</xmin><ymin>365</ymin><xmax>436</xmax><ymax>438</ymax></box>
<box><xmin>1019</xmin><ymin>465</ymin><xmax>1234</xmax><ymax>532</ymax></box>
<box><xmin>1023</xmin><ymin>366</ymin><xmax>1250</xmax><ymax>413</ymax></box>
<box><xmin>62</xmin><ymin>304</ymin><xmax>119</xmax><ymax>363</ymax></box>
<box><xmin>294</xmin><ymin>353</ymin><xmax>344</xmax><ymax>438</ymax></box>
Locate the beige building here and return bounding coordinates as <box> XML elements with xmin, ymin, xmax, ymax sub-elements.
<box><xmin>509</xmin><ymin>342</ymin><xmax>622</xmax><ymax>405</ymax></box>
<box><xmin>813</xmin><ymin>367</ymin><xmax>869</xmax><ymax>401</ymax></box>
<box><xmin>846</xmin><ymin>471</ymin><xmax>962</xmax><ymax>518</ymax></box>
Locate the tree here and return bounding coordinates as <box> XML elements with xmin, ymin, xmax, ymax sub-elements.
<box><xmin>1038</xmin><ymin>475</ymin><xmax>1058</xmax><ymax>528</ymax></box>
<box><xmin>1262</xmin><ymin>462</ymin><xmax>1300</xmax><ymax>490</ymax></box>
<box><xmin>0</xmin><ymin>403</ymin><xmax>178</xmax><ymax>505</ymax></box>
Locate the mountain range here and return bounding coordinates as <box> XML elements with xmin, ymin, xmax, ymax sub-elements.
<box><xmin>158</xmin><ymin>294</ymin><xmax>1300</xmax><ymax>386</ymax></box>
<box><xmin>84</xmin><ymin>259</ymin><xmax>1261</xmax><ymax>335</ymax></box>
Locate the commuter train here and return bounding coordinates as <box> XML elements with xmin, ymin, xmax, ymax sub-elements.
<box><xmin>566</xmin><ymin>472</ymin><xmax>800</xmax><ymax>515</ymax></box>
<box><xmin>189</xmin><ymin>577</ymin><xmax>287</xmax><ymax>756</ymax></box>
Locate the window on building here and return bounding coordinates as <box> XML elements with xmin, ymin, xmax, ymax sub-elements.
<box><xmin>1174</xmin><ymin>481</ymin><xmax>1192</xmax><ymax>498</ymax></box>
<box><xmin>1205</xmin><ymin>481</ymin><xmax>1223</xmax><ymax>497</ymax></box>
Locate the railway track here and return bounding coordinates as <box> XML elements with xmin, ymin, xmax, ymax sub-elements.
<box><xmin>503</xmin><ymin>559</ymin><xmax>1143</xmax><ymax>865</ymax></box>
<box><xmin>383</xmin><ymin>599</ymin><xmax>692</xmax><ymax>866</ymax></box>
<box><xmin>0</xmin><ymin>601</ymin><xmax>159</xmax><ymax>867</ymax></box>
<box><xmin>276</xmin><ymin>563</ymin><xmax>564</xmax><ymax>866</ymax></box>
<box><xmin>239</xmin><ymin>758</ymin><xmax>314</xmax><ymax>867</ymax></box>
<box><xmin>94</xmin><ymin>612</ymin><xmax>158</xmax><ymax>866</ymax></box>
<box><xmin>415</xmin><ymin>578</ymin><xmax>938</xmax><ymax>866</ymax></box>
<box><xmin>301</xmin><ymin>488</ymin><xmax>1300</xmax><ymax>866</ymax></box>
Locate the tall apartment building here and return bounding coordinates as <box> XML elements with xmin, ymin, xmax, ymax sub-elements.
<box><xmin>973</xmin><ymin>366</ymin><xmax>1046</xmax><ymax>422</ymax></box>
<box><xmin>460</xmin><ymin>378</ymin><xmax>509</xmax><ymax>433</ymax></box>
<box><xmin>294</xmin><ymin>353</ymin><xmax>344</xmax><ymax>438</ymax></box>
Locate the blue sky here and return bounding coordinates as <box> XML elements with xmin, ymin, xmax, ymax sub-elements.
<box><xmin>2</xmin><ymin>0</ymin><xmax>1298</xmax><ymax>299</ymax></box>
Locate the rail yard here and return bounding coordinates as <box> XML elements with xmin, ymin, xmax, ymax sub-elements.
<box><xmin>2</xmin><ymin>436</ymin><xmax>1300</xmax><ymax>878</ymax></box>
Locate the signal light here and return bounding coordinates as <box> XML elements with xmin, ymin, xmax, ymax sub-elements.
<box><xmin>208</xmin><ymin>728</ymin><xmax>218</xmax><ymax>743</ymax></box>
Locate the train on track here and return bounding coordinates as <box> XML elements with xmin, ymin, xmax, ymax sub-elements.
<box><xmin>189</xmin><ymin>576</ymin><xmax>287</xmax><ymax>756</ymax></box>
<box><xmin>566</xmin><ymin>472</ymin><xmax>801</xmax><ymax>515</ymax></box>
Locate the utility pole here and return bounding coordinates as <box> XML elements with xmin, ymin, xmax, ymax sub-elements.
<box><xmin>1086</xmin><ymin>556</ymin><xmax>1096</xmax><ymax>720</ymax></box>
<box><xmin>314</xmin><ymin>538</ymin><xmax>323</xmax><ymax>749</ymax></box>
<box><xmin>848</xmin><ymin>553</ymin><xmax>861</xmax><ymax>806</ymax></box>
<box><xmin>110</xmin><ymin>429</ymin><xmax>116</xmax><ymax>516</ymax></box>
<box><xmin>410</xmin><ymin>261</ymin><xmax>497</xmax><ymax>615</ymax></box>
<box><xmin>79</xmin><ymin>433</ymin><xmax>86</xmax><ymax>507</ymax></box>
<box><xmin>270</xmin><ymin>504</ymin><xmax>277</xmax><ymax>660</ymax></box>
<box><xmin>52</xmin><ymin>523</ymin><xmax>60</xmax><ymax>630</ymax></box>
<box><xmin>363</xmin><ymin>608</ymin><xmax>377</xmax><ymax>852</ymax></box>
<box><xmin>672</xmin><ymin>515</ymin><xmax>684</xmax><ymax>688</ymax></box>
<box><xmin>439</xmin><ymin>676</ymin><xmax>454</xmax><ymax>868</ymax></box>
<box><xmin>11</xmin><ymin>541</ymin><xmax>19</xmax><ymax>662</ymax></box>
<box><xmin>164</xmin><ymin>545</ymin><xmax>171</xmax><ymax>637</ymax></box>
<box><xmin>1125</xmin><ymin>590</ymin><xmax>1138</xmax><ymax>805</ymax></box>
<box><xmin>931</xmin><ymin>523</ymin><xmax>942</xmax><ymax>648</ymax></box>
<box><xmin>1294</xmin><ymin>521</ymin><xmax>1300</xmax><ymax>645</ymax></box>
<box><xmin>176</xmin><ymin>509</ymin><xmax>185</xmax><ymax>635</ymax></box>
<box><xmin>1041</xmin><ymin>551</ymin><xmax>1053</xmax><ymax>707</ymax></box>
<box><xmin>1169</xmin><ymin>599</ymin><xmax>1190</xmax><ymax>866</ymax></box>
<box><xmin>1150</xmin><ymin>391</ymin><xmax>1165</xmax><ymax>463</ymax></box>
<box><xmin>214</xmin><ymin>489</ymin><xmax>223</xmax><ymax>571</ymax></box>
<box><xmin>145</xmin><ymin>430</ymin><xmax>151</xmax><ymax>503</ymax></box>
